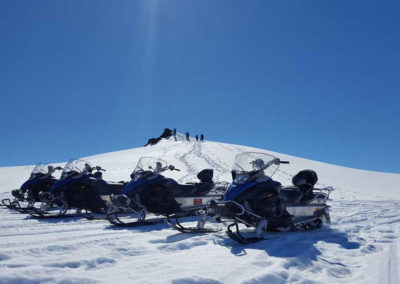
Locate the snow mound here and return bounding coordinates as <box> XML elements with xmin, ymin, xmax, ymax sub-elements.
<box><xmin>0</xmin><ymin>139</ymin><xmax>399</xmax><ymax>283</ymax></box>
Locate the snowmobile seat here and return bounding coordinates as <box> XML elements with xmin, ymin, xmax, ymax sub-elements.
<box><xmin>170</xmin><ymin>182</ymin><xmax>214</xmax><ymax>197</ymax></box>
<box><xmin>279</xmin><ymin>186</ymin><xmax>304</xmax><ymax>205</ymax></box>
<box><xmin>197</xmin><ymin>169</ymin><xmax>213</xmax><ymax>183</ymax></box>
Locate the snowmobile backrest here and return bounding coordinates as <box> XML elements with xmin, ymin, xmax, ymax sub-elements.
<box><xmin>197</xmin><ymin>169</ymin><xmax>213</xmax><ymax>183</ymax></box>
<box><xmin>292</xmin><ymin>170</ymin><xmax>318</xmax><ymax>190</ymax></box>
<box><xmin>93</xmin><ymin>171</ymin><xmax>103</xmax><ymax>179</ymax></box>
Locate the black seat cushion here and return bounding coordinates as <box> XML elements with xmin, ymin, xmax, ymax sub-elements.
<box><xmin>197</xmin><ymin>169</ymin><xmax>213</xmax><ymax>183</ymax></box>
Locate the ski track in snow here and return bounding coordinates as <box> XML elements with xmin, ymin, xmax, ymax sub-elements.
<box><xmin>0</xmin><ymin>138</ymin><xmax>400</xmax><ymax>283</ymax></box>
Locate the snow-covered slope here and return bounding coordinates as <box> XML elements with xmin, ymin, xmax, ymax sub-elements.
<box><xmin>1</xmin><ymin>136</ymin><xmax>399</xmax><ymax>283</ymax></box>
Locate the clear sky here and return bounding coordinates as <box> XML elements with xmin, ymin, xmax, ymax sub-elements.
<box><xmin>0</xmin><ymin>0</ymin><xmax>399</xmax><ymax>173</ymax></box>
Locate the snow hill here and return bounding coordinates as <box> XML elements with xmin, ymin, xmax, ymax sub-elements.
<box><xmin>1</xmin><ymin>135</ymin><xmax>399</xmax><ymax>283</ymax></box>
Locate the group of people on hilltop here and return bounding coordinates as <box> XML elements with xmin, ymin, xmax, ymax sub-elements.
<box><xmin>173</xmin><ymin>129</ymin><xmax>204</xmax><ymax>142</ymax></box>
<box><xmin>145</xmin><ymin>128</ymin><xmax>205</xmax><ymax>146</ymax></box>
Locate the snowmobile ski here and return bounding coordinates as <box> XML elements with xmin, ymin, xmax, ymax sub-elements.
<box><xmin>29</xmin><ymin>212</ymin><xmax>82</xmax><ymax>219</ymax></box>
<box><xmin>166</xmin><ymin>216</ymin><xmax>220</xmax><ymax>234</ymax></box>
<box><xmin>226</xmin><ymin>223</ymin><xmax>263</xmax><ymax>244</ymax></box>
<box><xmin>106</xmin><ymin>213</ymin><xmax>163</xmax><ymax>227</ymax></box>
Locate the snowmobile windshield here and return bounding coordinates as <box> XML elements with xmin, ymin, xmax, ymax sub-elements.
<box><xmin>61</xmin><ymin>159</ymin><xmax>91</xmax><ymax>179</ymax></box>
<box><xmin>31</xmin><ymin>163</ymin><xmax>49</xmax><ymax>175</ymax></box>
<box><xmin>133</xmin><ymin>157</ymin><xmax>168</xmax><ymax>174</ymax></box>
<box><xmin>232</xmin><ymin>152</ymin><xmax>279</xmax><ymax>184</ymax></box>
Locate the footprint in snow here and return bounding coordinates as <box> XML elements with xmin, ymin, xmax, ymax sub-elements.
<box><xmin>157</xmin><ymin>240</ymin><xmax>208</xmax><ymax>252</ymax></box>
<box><xmin>47</xmin><ymin>257</ymin><xmax>116</xmax><ymax>270</ymax></box>
<box><xmin>0</xmin><ymin>253</ymin><xmax>10</xmax><ymax>261</ymax></box>
<box><xmin>172</xmin><ymin>277</ymin><xmax>223</xmax><ymax>284</ymax></box>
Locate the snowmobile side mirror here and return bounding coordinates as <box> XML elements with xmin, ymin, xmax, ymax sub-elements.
<box><xmin>93</xmin><ymin>166</ymin><xmax>106</xmax><ymax>172</ymax></box>
<box><xmin>169</xmin><ymin>165</ymin><xmax>180</xmax><ymax>171</ymax></box>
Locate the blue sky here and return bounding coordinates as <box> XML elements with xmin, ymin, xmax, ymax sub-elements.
<box><xmin>0</xmin><ymin>0</ymin><xmax>399</xmax><ymax>173</ymax></box>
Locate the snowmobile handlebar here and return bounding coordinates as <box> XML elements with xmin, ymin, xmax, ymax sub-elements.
<box><xmin>93</xmin><ymin>166</ymin><xmax>106</xmax><ymax>172</ymax></box>
<box><xmin>279</xmin><ymin>160</ymin><xmax>290</xmax><ymax>164</ymax></box>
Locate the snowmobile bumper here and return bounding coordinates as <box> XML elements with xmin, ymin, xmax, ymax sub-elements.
<box><xmin>28</xmin><ymin>191</ymin><xmax>72</xmax><ymax>218</ymax></box>
<box><xmin>1</xmin><ymin>190</ymin><xmax>24</xmax><ymax>209</ymax></box>
<box><xmin>1</xmin><ymin>200</ymin><xmax>38</xmax><ymax>213</ymax></box>
<box><xmin>208</xmin><ymin>199</ymin><xmax>264</xmax><ymax>227</ymax></box>
<box><xmin>1</xmin><ymin>198</ymin><xmax>19</xmax><ymax>209</ymax></box>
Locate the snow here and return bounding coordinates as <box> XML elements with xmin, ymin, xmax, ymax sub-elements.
<box><xmin>0</xmin><ymin>135</ymin><xmax>399</xmax><ymax>283</ymax></box>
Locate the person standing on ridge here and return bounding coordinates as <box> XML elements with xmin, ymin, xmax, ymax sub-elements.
<box><xmin>173</xmin><ymin>128</ymin><xmax>177</xmax><ymax>141</ymax></box>
<box><xmin>200</xmin><ymin>134</ymin><xmax>204</xmax><ymax>142</ymax></box>
<box><xmin>195</xmin><ymin>135</ymin><xmax>199</xmax><ymax>141</ymax></box>
<box><xmin>186</xmin><ymin>132</ymin><xmax>190</xmax><ymax>141</ymax></box>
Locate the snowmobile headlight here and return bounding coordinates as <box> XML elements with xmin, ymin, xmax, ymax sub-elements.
<box><xmin>234</xmin><ymin>174</ymin><xmax>249</xmax><ymax>184</ymax></box>
<box><xmin>131</xmin><ymin>173</ymin><xmax>141</xmax><ymax>182</ymax></box>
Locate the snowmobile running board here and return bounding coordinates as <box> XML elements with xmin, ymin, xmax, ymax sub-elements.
<box><xmin>166</xmin><ymin>216</ymin><xmax>220</xmax><ymax>234</ymax></box>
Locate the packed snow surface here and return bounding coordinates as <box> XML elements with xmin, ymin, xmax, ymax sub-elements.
<box><xmin>1</xmin><ymin>135</ymin><xmax>399</xmax><ymax>283</ymax></box>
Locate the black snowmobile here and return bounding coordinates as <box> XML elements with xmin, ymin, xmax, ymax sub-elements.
<box><xmin>1</xmin><ymin>163</ymin><xmax>62</xmax><ymax>213</ymax></box>
<box><xmin>106</xmin><ymin>157</ymin><xmax>228</xmax><ymax>228</ymax></box>
<box><xmin>31</xmin><ymin>159</ymin><xmax>125</xmax><ymax>219</ymax></box>
<box><xmin>176</xmin><ymin>152</ymin><xmax>333</xmax><ymax>243</ymax></box>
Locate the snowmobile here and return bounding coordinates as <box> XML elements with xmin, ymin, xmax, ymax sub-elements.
<box><xmin>1</xmin><ymin>163</ymin><xmax>62</xmax><ymax>213</ymax></box>
<box><xmin>31</xmin><ymin>159</ymin><xmax>125</xmax><ymax>219</ymax></box>
<box><xmin>106</xmin><ymin>157</ymin><xmax>228</xmax><ymax>228</ymax></box>
<box><xmin>175</xmin><ymin>152</ymin><xmax>333</xmax><ymax>244</ymax></box>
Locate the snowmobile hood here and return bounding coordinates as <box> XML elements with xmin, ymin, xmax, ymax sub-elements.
<box><xmin>20</xmin><ymin>175</ymin><xmax>52</xmax><ymax>191</ymax></box>
<box><xmin>49</xmin><ymin>173</ymin><xmax>99</xmax><ymax>193</ymax></box>
<box><xmin>122</xmin><ymin>174</ymin><xmax>165</xmax><ymax>195</ymax></box>
<box><xmin>224</xmin><ymin>181</ymin><xmax>257</xmax><ymax>201</ymax></box>
<box><xmin>49</xmin><ymin>176</ymin><xmax>75</xmax><ymax>193</ymax></box>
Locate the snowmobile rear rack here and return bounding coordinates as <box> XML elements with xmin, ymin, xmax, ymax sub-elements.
<box><xmin>314</xmin><ymin>187</ymin><xmax>334</xmax><ymax>201</ymax></box>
